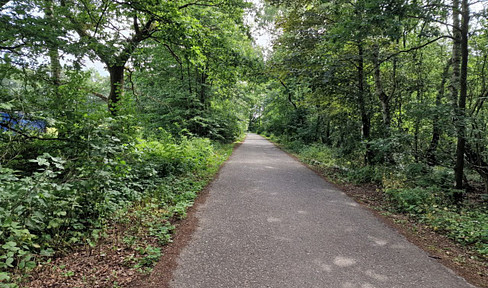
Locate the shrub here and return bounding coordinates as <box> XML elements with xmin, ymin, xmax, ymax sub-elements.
<box><xmin>0</xmin><ymin>122</ymin><xmax>231</xmax><ymax>284</ymax></box>
<box><xmin>346</xmin><ymin>166</ymin><xmax>385</xmax><ymax>185</ymax></box>
<box><xmin>385</xmin><ymin>187</ymin><xmax>437</xmax><ymax>214</ymax></box>
<box><xmin>426</xmin><ymin>208</ymin><xmax>488</xmax><ymax>255</ymax></box>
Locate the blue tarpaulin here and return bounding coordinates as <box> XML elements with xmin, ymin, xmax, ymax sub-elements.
<box><xmin>0</xmin><ymin>112</ymin><xmax>47</xmax><ymax>132</ymax></box>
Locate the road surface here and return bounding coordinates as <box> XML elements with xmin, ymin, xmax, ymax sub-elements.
<box><xmin>169</xmin><ymin>134</ymin><xmax>474</xmax><ymax>288</ymax></box>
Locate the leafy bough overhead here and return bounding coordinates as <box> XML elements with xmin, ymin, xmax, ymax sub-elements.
<box><xmin>56</xmin><ymin>0</ymin><xmax>250</xmax><ymax>115</ymax></box>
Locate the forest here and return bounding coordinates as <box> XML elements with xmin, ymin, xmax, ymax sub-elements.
<box><xmin>251</xmin><ymin>0</ymin><xmax>488</xmax><ymax>267</ymax></box>
<box><xmin>0</xmin><ymin>0</ymin><xmax>487</xmax><ymax>286</ymax></box>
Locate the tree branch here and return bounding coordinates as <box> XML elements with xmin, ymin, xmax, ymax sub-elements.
<box><xmin>368</xmin><ymin>36</ymin><xmax>452</xmax><ymax>74</ymax></box>
<box><xmin>279</xmin><ymin>79</ymin><xmax>297</xmax><ymax>109</ymax></box>
<box><xmin>116</xmin><ymin>17</ymin><xmax>156</xmax><ymax>64</ymax></box>
<box><xmin>163</xmin><ymin>44</ymin><xmax>182</xmax><ymax>64</ymax></box>
<box><xmin>91</xmin><ymin>91</ymin><xmax>108</xmax><ymax>102</ymax></box>
<box><xmin>407</xmin><ymin>15</ymin><xmax>457</xmax><ymax>30</ymax></box>
<box><xmin>0</xmin><ymin>43</ymin><xmax>25</xmax><ymax>54</ymax></box>
<box><xmin>179</xmin><ymin>0</ymin><xmax>223</xmax><ymax>9</ymax></box>
<box><xmin>60</xmin><ymin>0</ymin><xmax>112</xmax><ymax>65</ymax></box>
<box><xmin>94</xmin><ymin>1</ymin><xmax>110</xmax><ymax>36</ymax></box>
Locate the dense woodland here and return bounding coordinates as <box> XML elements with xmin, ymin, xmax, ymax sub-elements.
<box><xmin>0</xmin><ymin>0</ymin><xmax>487</xmax><ymax>286</ymax></box>
<box><xmin>251</xmin><ymin>0</ymin><xmax>488</xmax><ymax>263</ymax></box>
<box><xmin>0</xmin><ymin>0</ymin><xmax>262</xmax><ymax>285</ymax></box>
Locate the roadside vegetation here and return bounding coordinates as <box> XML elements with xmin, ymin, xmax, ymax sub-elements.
<box><xmin>250</xmin><ymin>0</ymin><xmax>488</xmax><ymax>276</ymax></box>
<box><xmin>0</xmin><ymin>0</ymin><xmax>259</xmax><ymax>286</ymax></box>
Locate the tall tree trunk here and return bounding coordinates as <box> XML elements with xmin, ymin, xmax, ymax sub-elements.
<box><xmin>453</xmin><ymin>0</ymin><xmax>469</xmax><ymax>199</ymax></box>
<box><xmin>108</xmin><ymin>65</ymin><xmax>125</xmax><ymax>115</ymax></box>
<box><xmin>372</xmin><ymin>44</ymin><xmax>391</xmax><ymax>133</ymax></box>
<box><xmin>412</xmin><ymin>47</ymin><xmax>424</xmax><ymax>163</ymax></box>
<box><xmin>358</xmin><ymin>42</ymin><xmax>372</xmax><ymax>165</ymax></box>
<box><xmin>48</xmin><ymin>48</ymin><xmax>61</xmax><ymax>86</ymax></box>
<box><xmin>325</xmin><ymin>119</ymin><xmax>331</xmax><ymax>145</ymax></box>
<box><xmin>315</xmin><ymin>110</ymin><xmax>322</xmax><ymax>143</ymax></box>
<box><xmin>44</xmin><ymin>1</ymin><xmax>61</xmax><ymax>87</ymax></box>
<box><xmin>200</xmin><ymin>68</ymin><xmax>208</xmax><ymax>110</ymax></box>
<box><xmin>451</xmin><ymin>0</ymin><xmax>462</xmax><ymax>179</ymax></box>
<box><xmin>44</xmin><ymin>0</ymin><xmax>64</xmax><ymax>135</ymax></box>
<box><xmin>427</xmin><ymin>59</ymin><xmax>451</xmax><ymax>165</ymax></box>
<box><xmin>187</xmin><ymin>59</ymin><xmax>193</xmax><ymax>95</ymax></box>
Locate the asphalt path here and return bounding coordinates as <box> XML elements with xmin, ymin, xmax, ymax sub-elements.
<box><xmin>169</xmin><ymin>133</ymin><xmax>474</xmax><ymax>288</ymax></box>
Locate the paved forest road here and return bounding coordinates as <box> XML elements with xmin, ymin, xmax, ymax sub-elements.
<box><xmin>169</xmin><ymin>134</ymin><xmax>474</xmax><ymax>288</ymax></box>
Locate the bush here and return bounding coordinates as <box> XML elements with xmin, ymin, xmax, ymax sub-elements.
<box><xmin>426</xmin><ymin>208</ymin><xmax>488</xmax><ymax>255</ymax></box>
<box><xmin>346</xmin><ymin>166</ymin><xmax>385</xmax><ymax>185</ymax></box>
<box><xmin>0</xmin><ymin>119</ymin><xmax>232</xmax><ymax>284</ymax></box>
<box><xmin>385</xmin><ymin>187</ymin><xmax>437</xmax><ymax>214</ymax></box>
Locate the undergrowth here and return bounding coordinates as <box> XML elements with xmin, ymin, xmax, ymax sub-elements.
<box><xmin>0</xmin><ymin>119</ymin><xmax>234</xmax><ymax>287</ymax></box>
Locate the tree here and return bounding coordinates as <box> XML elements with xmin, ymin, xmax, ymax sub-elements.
<box><xmin>55</xmin><ymin>0</ymin><xmax>246</xmax><ymax>115</ymax></box>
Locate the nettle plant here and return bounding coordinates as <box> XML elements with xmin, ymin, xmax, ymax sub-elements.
<box><xmin>0</xmin><ymin>154</ymin><xmax>72</xmax><ymax>277</ymax></box>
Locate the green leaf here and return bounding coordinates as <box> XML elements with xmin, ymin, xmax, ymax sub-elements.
<box><xmin>5</xmin><ymin>258</ymin><xmax>14</xmax><ymax>267</ymax></box>
<box><xmin>40</xmin><ymin>248</ymin><xmax>54</xmax><ymax>257</ymax></box>
<box><xmin>0</xmin><ymin>102</ymin><xmax>14</xmax><ymax>110</ymax></box>
<box><xmin>0</xmin><ymin>272</ymin><xmax>10</xmax><ymax>281</ymax></box>
<box><xmin>26</xmin><ymin>261</ymin><xmax>37</xmax><ymax>269</ymax></box>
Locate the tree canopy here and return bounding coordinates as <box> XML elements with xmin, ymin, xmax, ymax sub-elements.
<box><xmin>1</xmin><ymin>0</ymin><xmax>488</xmax><ymax>285</ymax></box>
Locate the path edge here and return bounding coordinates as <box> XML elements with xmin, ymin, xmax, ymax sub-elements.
<box><xmin>130</xmin><ymin>137</ymin><xmax>246</xmax><ymax>288</ymax></box>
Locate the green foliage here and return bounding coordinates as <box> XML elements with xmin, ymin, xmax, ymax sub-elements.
<box><xmin>386</xmin><ymin>186</ymin><xmax>487</xmax><ymax>255</ymax></box>
<box><xmin>0</xmin><ymin>117</ymin><xmax>233</xmax><ymax>284</ymax></box>
<box><xmin>134</xmin><ymin>245</ymin><xmax>161</xmax><ymax>270</ymax></box>
<box><xmin>1</xmin><ymin>0</ymin><xmax>253</xmax><ymax>285</ymax></box>
<box><xmin>426</xmin><ymin>208</ymin><xmax>488</xmax><ymax>254</ymax></box>
<box><xmin>345</xmin><ymin>166</ymin><xmax>385</xmax><ymax>185</ymax></box>
<box><xmin>385</xmin><ymin>187</ymin><xmax>437</xmax><ymax>214</ymax></box>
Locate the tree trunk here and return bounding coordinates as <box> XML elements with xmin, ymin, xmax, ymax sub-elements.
<box><xmin>44</xmin><ymin>1</ymin><xmax>61</xmax><ymax>86</ymax></box>
<box><xmin>450</xmin><ymin>0</ymin><xmax>469</xmax><ymax>199</ymax></box>
<box><xmin>372</xmin><ymin>44</ymin><xmax>391</xmax><ymax>133</ymax></box>
<box><xmin>108</xmin><ymin>65</ymin><xmax>125</xmax><ymax>115</ymax></box>
<box><xmin>187</xmin><ymin>59</ymin><xmax>193</xmax><ymax>95</ymax></box>
<box><xmin>325</xmin><ymin>119</ymin><xmax>331</xmax><ymax>145</ymax></box>
<box><xmin>200</xmin><ymin>69</ymin><xmax>208</xmax><ymax>110</ymax></box>
<box><xmin>453</xmin><ymin>0</ymin><xmax>469</xmax><ymax>200</ymax></box>
<box><xmin>48</xmin><ymin>49</ymin><xmax>61</xmax><ymax>86</ymax></box>
<box><xmin>315</xmin><ymin>112</ymin><xmax>322</xmax><ymax>143</ymax></box>
<box><xmin>427</xmin><ymin>59</ymin><xmax>451</xmax><ymax>165</ymax></box>
<box><xmin>451</xmin><ymin>0</ymin><xmax>462</xmax><ymax>179</ymax></box>
<box><xmin>358</xmin><ymin>42</ymin><xmax>372</xmax><ymax>165</ymax></box>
